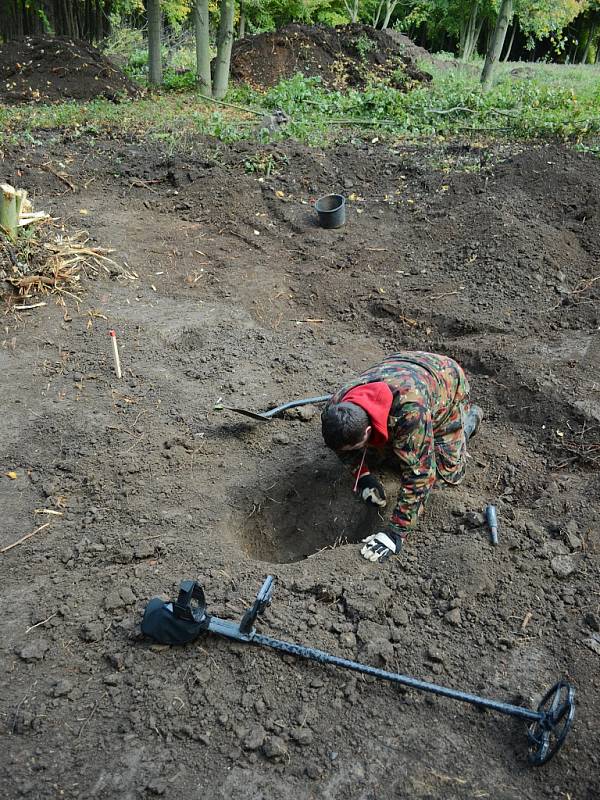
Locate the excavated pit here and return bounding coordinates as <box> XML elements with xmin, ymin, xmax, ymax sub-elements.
<box><xmin>238</xmin><ymin>459</ymin><xmax>394</xmax><ymax>563</ymax></box>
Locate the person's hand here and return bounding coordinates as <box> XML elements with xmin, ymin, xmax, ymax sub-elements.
<box><xmin>360</xmin><ymin>529</ymin><xmax>403</xmax><ymax>563</ymax></box>
<box><xmin>356</xmin><ymin>474</ymin><xmax>387</xmax><ymax>508</ymax></box>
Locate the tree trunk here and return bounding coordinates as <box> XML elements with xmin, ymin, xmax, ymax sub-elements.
<box><xmin>97</xmin><ymin>0</ymin><xmax>108</xmax><ymax>40</ymax></box>
<box><xmin>474</xmin><ymin>17</ymin><xmax>484</xmax><ymax>56</ymax></box>
<box><xmin>372</xmin><ymin>1</ymin><xmax>384</xmax><ymax>29</ymax></box>
<box><xmin>213</xmin><ymin>0</ymin><xmax>235</xmax><ymax>100</ymax></box>
<box><xmin>147</xmin><ymin>0</ymin><xmax>163</xmax><ymax>86</ymax></box>
<box><xmin>381</xmin><ymin>1</ymin><xmax>398</xmax><ymax>29</ymax></box>
<box><xmin>73</xmin><ymin>0</ymin><xmax>84</xmax><ymax>39</ymax></box>
<box><xmin>2</xmin><ymin>0</ymin><xmax>49</xmax><ymax>39</ymax></box>
<box><xmin>581</xmin><ymin>21</ymin><xmax>597</xmax><ymax>64</ymax></box>
<box><xmin>481</xmin><ymin>0</ymin><xmax>513</xmax><ymax>90</ymax></box>
<box><xmin>0</xmin><ymin>184</ymin><xmax>18</xmax><ymax>241</ymax></box>
<box><xmin>194</xmin><ymin>0</ymin><xmax>212</xmax><ymax>96</ymax></box>
<box><xmin>343</xmin><ymin>0</ymin><xmax>360</xmax><ymax>24</ymax></box>
<box><xmin>239</xmin><ymin>1</ymin><xmax>246</xmax><ymax>38</ymax></box>
<box><xmin>460</xmin><ymin>3</ymin><xmax>479</xmax><ymax>62</ymax></box>
<box><xmin>64</xmin><ymin>0</ymin><xmax>77</xmax><ymax>37</ymax></box>
<box><xmin>502</xmin><ymin>19</ymin><xmax>517</xmax><ymax>61</ymax></box>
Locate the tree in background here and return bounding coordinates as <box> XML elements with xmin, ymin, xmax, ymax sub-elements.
<box><xmin>0</xmin><ymin>0</ymin><xmax>113</xmax><ymax>42</ymax></box>
<box><xmin>147</xmin><ymin>0</ymin><xmax>163</xmax><ymax>84</ymax></box>
<box><xmin>480</xmin><ymin>0</ymin><xmax>587</xmax><ymax>86</ymax></box>
<box><xmin>343</xmin><ymin>0</ymin><xmax>360</xmax><ymax>23</ymax></box>
<box><xmin>212</xmin><ymin>0</ymin><xmax>235</xmax><ymax>97</ymax></box>
<box><xmin>396</xmin><ymin>1</ymin><xmax>496</xmax><ymax>60</ymax></box>
<box><xmin>518</xmin><ymin>0</ymin><xmax>587</xmax><ymax>43</ymax></box>
<box><xmin>1</xmin><ymin>0</ymin><xmax>599</xmax><ymax>73</ymax></box>
<box><xmin>481</xmin><ymin>0</ymin><xmax>512</xmax><ymax>88</ymax></box>
<box><xmin>577</xmin><ymin>0</ymin><xmax>600</xmax><ymax>61</ymax></box>
<box><xmin>372</xmin><ymin>0</ymin><xmax>401</xmax><ymax>28</ymax></box>
<box><xmin>193</xmin><ymin>0</ymin><xmax>211</xmax><ymax>93</ymax></box>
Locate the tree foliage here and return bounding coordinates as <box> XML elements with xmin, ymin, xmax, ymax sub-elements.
<box><xmin>516</xmin><ymin>0</ymin><xmax>586</xmax><ymax>38</ymax></box>
<box><xmin>1</xmin><ymin>0</ymin><xmax>599</xmax><ymax>64</ymax></box>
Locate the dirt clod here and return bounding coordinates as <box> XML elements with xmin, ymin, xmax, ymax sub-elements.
<box><xmin>262</xmin><ymin>735</ymin><xmax>288</xmax><ymax>760</ymax></box>
<box><xmin>465</xmin><ymin>510</ymin><xmax>485</xmax><ymax>527</ymax></box>
<box><xmin>584</xmin><ymin>613</ymin><xmax>600</xmax><ymax>632</ymax></box>
<box><xmin>551</xmin><ymin>555</ymin><xmax>577</xmax><ymax>578</ymax></box>
<box><xmin>444</xmin><ymin>608</ymin><xmax>462</xmax><ymax>626</ymax></box>
<box><xmin>16</xmin><ymin>639</ymin><xmax>50</xmax><ymax>661</ymax></box>
<box><xmin>243</xmin><ymin>725</ymin><xmax>267</xmax><ymax>751</ymax></box>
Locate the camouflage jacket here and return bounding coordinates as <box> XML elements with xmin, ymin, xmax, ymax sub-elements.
<box><xmin>325</xmin><ymin>352</ymin><xmax>469</xmax><ymax>534</ymax></box>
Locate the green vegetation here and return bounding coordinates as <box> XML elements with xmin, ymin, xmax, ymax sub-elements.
<box><xmin>1</xmin><ymin>60</ymin><xmax>598</xmax><ymax>149</ymax></box>
<box><xmin>354</xmin><ymin>33</ymin><xmax>378</xmax><ymax>60</ymax></box>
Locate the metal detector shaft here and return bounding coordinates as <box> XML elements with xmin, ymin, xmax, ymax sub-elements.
<box><xmin>252</xmin><ymin>634</ymin><xmax>543</xmax><ymax>721</ymax></box>
<box><xmin>211</xmin><ymin>626</ymin><xmax>541</xmax><ymax>723</ymax></box>
<box><xmin>250</xmin><ymin>632</ymin><xmax>575</xmax><ymax>765</ymax></box>
<box><xmin>261</xmin><ymin>395</ymin><xmax>332</xmax><ymax>418</ymax></box>
<box><xmin>159</xmin><ymin>575</ymin><xmax>574</xmax><ymax>765</ymax></box>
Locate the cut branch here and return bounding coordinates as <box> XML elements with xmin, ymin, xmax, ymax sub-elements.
<box><xmin>0</xmin><ymin>183</ymin><xmax>18</xmax><ymax>240</ymax></box>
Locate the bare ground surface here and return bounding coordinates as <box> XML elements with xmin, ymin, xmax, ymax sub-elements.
<box><xmin>1</xmin><ymin>133</ymin><xmax>600</xmax><ymax>799</ymax></box>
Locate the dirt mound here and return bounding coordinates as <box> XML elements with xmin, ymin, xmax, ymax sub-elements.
<box><xmin>0</xmin><ymin>35</ymin><xmax>140</xmax><ymax>104</ymax></box>
<box><xmin>382</xmin><ymin>30</ymin><xmax>435</xmax><ymax>65</ymax></box>
<box><xmin>230</xmin><ymin>23</ymin><xmax>432</xmax><ymax>90</ymax></box>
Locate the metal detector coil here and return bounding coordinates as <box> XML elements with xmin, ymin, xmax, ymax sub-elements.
<box><xmin>142</xmin><ymin>576</ymin><xmax>575</xmax><ymax>765</ymax></box>
<box><xmin>527</xmin><ymin>680</ymin><xmax>576</xmax><ymax>766</ymax></box>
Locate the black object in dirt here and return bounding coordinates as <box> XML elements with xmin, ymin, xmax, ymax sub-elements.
<box><xmin>315</xmin><ymin>194</ymin><xmax>346</xmax><ymax>228</ymax></box>
<box><xmin>141</xmin><ymin>580</ymin><xmax>207</xmax><ymax>645</ymax></box>
<box><xmin>141</xmin><ymin>576</ymin><xmax>575</xmax><ymax>765</ymax></box>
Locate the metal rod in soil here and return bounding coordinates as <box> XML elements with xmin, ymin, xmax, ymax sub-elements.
<box><xmin>251</xmin><ymin>633</ymin><xmax>542</xmax><ymax>723</ymax></box>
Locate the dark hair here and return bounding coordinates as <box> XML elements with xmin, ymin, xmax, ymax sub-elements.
<box><xmin>321</xmin><ymin>402</ymin><xmax>369</xmax><ymax>450</ymax></box>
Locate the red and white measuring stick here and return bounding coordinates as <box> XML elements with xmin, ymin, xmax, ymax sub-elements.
<box><xmin>109</xmin><ymin>329</ymin><xmax>122</xmax><ymax>379</ymax></box>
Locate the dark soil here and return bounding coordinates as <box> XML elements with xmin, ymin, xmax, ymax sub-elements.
<box><xmin>0</xmin><ymin>36</ymin><xmax>140</xmax><ymax>104</ymax></box>
<box><xmin>1</xmin><ymin>133</ymin><xmax>600</xmax><ymax>799</ymax></box>
<box><xmin>230</xmin><ymin>24</ymin><xmax>432</xmax><ymax>90</ymax></box>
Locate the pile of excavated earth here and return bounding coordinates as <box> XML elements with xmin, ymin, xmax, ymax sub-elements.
<box><xmin>0</xmin><ymin>35</ymin><xmax>140</xmax><ymax>103</ymax></box>
<box><xmin>230</xmin><ymin>23</ymin><xmax>433</xmax><ymax>89</ymax></box>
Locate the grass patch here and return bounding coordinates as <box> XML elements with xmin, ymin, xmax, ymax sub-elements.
<box><xmin>1</xmin><ymin>60</ymin><xmax>599</xmax><ymax>149</ymax></box>
<box><xmin>0</xmin><ymin>94</ymin><xmax>253</xmax><ymax>149</ymax></box>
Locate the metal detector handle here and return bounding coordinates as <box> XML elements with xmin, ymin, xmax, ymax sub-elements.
<box><xmin>173</xmin><ymin>580</ymin><xmax>207</xmax><ymax>623</ymax></box>
<box><xmin>239</xmin><ymin>575</ymin><xmax>276</xmax><ymax>634</ymax></box>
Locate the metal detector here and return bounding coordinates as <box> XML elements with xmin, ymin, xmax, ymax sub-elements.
<box><xmin>142</xmin><ymin>576</ymin><xmax>575</xmax><ymax>766</ymax></box>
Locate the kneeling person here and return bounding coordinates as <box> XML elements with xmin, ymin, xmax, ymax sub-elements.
<box><xmin>321</xmin><ymin>351</ymin><xmax>482</xmax><ymax>564</ymax></box>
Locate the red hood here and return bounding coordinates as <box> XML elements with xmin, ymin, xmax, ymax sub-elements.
<box><xmin>341</xmin><ymin>382</ymin><xmax>393</xmax><ymax>448</ymax></box>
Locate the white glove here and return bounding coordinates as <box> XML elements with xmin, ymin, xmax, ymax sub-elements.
<box><xmin>360</xmin><ymin>531</ymin><xmax>402</xmax><ymax>563</ymax></box>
